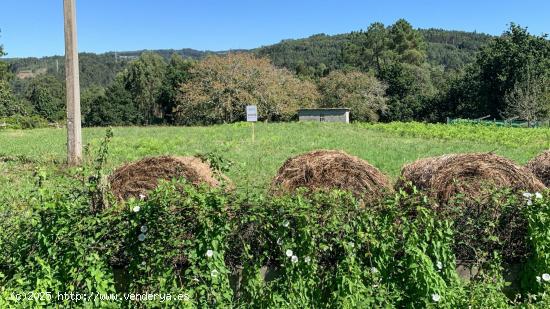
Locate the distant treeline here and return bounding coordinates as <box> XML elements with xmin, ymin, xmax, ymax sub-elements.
<box><xmin>0</xmin><ymin>20</ymin><xmax>548</xmax><ymax>127</ymax></box>
<box><xmin>3</xmin><ymin>48</ymin><xmax>224</xmax><ymax>89</ymax></box>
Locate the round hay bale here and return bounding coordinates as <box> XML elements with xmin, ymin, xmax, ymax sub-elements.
<box><xmin>397</xmin><ymin>153</ymin><xmax>546</xmax><ymax>268</ymax></box>
<box><xmin>526</xmin><ymin>150</ymin><xmax>550</xmax><ymax>187</ymax></box>
<box><xmin>396</xmin><ymin>153</ymin><xmax>545</xmax><ymax>204</ymax></box>
<box><xmin>109</xmin><ymin>156</ymin><xmax>224</xmax><ymax>201</ymax></box>
<box><xmin>270</xmin><ymin>150</ymin><xmax>393</xmax><ymax>202</ymax></box>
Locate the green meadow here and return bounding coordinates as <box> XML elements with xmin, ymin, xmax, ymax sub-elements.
<box><xmin>0</xmin><ymin>122</ymin><xmax>547</xmax><ymax>207</ymax></box>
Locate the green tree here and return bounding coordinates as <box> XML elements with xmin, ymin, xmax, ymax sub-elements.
<box><xmin>160</xmin><ymin>54</ymin><xmax>193</xmax><ymax>123</ymax></box>
<box><xmin>388</xmin><ymin>19</ymin><xmax>427</xmax><ymax>65</ymax></box>
<box><xmin>0</xmin><ymin>29</ymin><xmax>9</xmax><ymax>81</ymax></box>
<box><xmin>343</xmin><ymin>19</ymin><xmax>427</xmax><ymax>73</ymax></box>
<box><xmin>0</xmin><ymin>30</ymin><xmax>34</xmax><ymax>118</ymax></box>
<box><xmin>80</xmin><ymin>85</ymin><xmax>105</xmax><ymax>125</ymax></box>
<box><xmin>24</xmin><ymin>75</ymin><xmax>65</xmax><ymax>121</ymax></box>
<box><xmin>0</xmin><ymin>29</ymin><xmax>12</xmax><ymax>116</ymax></box>
<box><xmin>83</xmin><ymin>75</ymin><xmax>138</xmax><ymax>126</ymax></box>
<box><xmin>365</xmin><ymin>22</ymin><xmax>392</xmax><ymax>73</ymax></box>
<box><xmin>318</xmin><ymin>70</ymin><xmax>388</xmax><ymax>122</ymax></box>
<box><xmin>444</xmin><ymin>24</ymin><xmax>550</xmax><ymax>119</ymax></box>
<box><xmin>342</xmin><ymin>20</ymin><xmax>436</xmax><ymax>121</ymax></box>
<box><xmin>122</xmin><ymin>52</ymin><xmax>167</xmax><ymax>124</ymax></box>
<box><xmin>0</xmin><ymin>80</ymin><xmax>14</xmax><ymax>116</ymax></box>
<box><xmin>175</xmin><ymin>53</ymin><xmax>319</xmax><ymax>124</ymax></box>
<box><xmin>343</xmin><ymin>22</ymin><xmax>390</xmax><ymax>73</ymax></box>
<box><xmin>0</xmin><ymin>33</ymin><xmax>10</xmax><ymax>116</ymax></box>
<box><xmin>0</xmin><ymin>81</ymin><xmax>34</xmax><ymax>117</ymax></box>
<box><xmin>503</xmin><ymin>64</ymin><xmax>549</xmax><ymax>126</ymax></box>
<box><xmin>380</xmin><ymin>62</ymin><xmax>437</xmax><ymax>121</ymax></box>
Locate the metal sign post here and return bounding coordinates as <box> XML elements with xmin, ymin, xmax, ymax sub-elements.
<box><xmin>246</xmin><ymin>105</ymin><xmax>257</xmax><ymax>142</ymax></box>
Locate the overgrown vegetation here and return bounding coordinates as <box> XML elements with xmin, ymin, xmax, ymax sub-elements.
<box><xmin>0</xmin><ymin>133</ymin><xmax>549</xmax><ymax>307</ymax></box>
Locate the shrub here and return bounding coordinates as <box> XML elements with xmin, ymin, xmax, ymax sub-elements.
<box><xmin>0</xmin><ymin>114</ymin><xmax>50</xmax><ymax>129</ymax></box>
<box><xmin>232</xmin><ymin>190</ymin><xmax>400</xmax><ymax>307</ymax></box>
<box><xmin>2</xmin><ymin>173</ymin><xmax>550</xmax><ymax>307</ymax></box>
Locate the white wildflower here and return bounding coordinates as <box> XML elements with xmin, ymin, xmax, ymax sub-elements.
<box><xmin>535</xmin><ymin>192</ymin><xmax>543</xmax><ymax>199</ymax></box>
<box><xmin>139</xmin><ymin>194</ymin><xmax>146</xmax><ymax>200</ymax></box>
<box><xmin>436</xmin><ymin>261</ymin><xmax>443</xmax><ymax>270</ymax></box>
<box><xmin>211</xmin><ymin>269</ymin><xmax>219</xmax><ymax>277</ymax></box>
<box><xmin>370</xmin><ymin>267</ymin><xmax>378</xmax><ymax>274</ymax></box>
<box><xmin>431</xmin><ymin>293</ymin><xmax>441</xmax><ymax>302</ymax></box>
<box><xmin>138</xmin><ymin>233</ymin><xmax>146</xmax><ymax>241</ymax></box>
<box><xmin>133</xmin><ymin>206</ymin><xmax>140</xmax><ymax>213</ymax></box>
<box><xmin>206</xmin><ymin>249</ymin><xmax>214</xmax><ymax>258</ymax></box>
<box><xmin>543</xmin><ymin>273</ymin><xmax>550</xmax><ymax>282</ymax></box>
<box><xmin>536</xmin><ymin>276</ymin><xmax>542</xmax><ymax>283</ymax></box>
<box><xmin>527</xmin><ymin>200</ymin><xmax>533</xmax><ymax>206</ymax></box>
<box><xmin>140</xmin><ymin>225</ymin><xmax>148</xmax><ymax>233</ymax></box>
<box><xmin>304</xmin><ymin>256</ymin><xmax>311</xmax><ymax>264</ymax></box>
<box><xmin>291</xmin><ymin>255</ymin><xmax>298</xmax><ymax>263</ymax></box>
<box><xmin>285</xmin><ymin>249</ymin><xmax>293</xmax><ymax>257</ymax></box>
<box><xmin>523</xmin><ymin>192</ymin><xmax>533</xmax><ymax>199</ymax></box>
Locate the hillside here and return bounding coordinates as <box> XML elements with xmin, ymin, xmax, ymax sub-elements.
<box><xmin>420</xmin><ymin>28</ymin><xmax>494</xmax><ymax>69</ymax></box>
<box><xmin>2</xmin><ymin>28</ymin><xmax>494</xmax><ymax>89</ymax></box>
<box><xmin>3</xmin><ymin>48</ymin><xmax>221</xmax><ymax>89</ymax></box>
<box><xmin>256</xmin><ymin>28</ymin><xmax>494</xmax><ymax>74</ymax></box>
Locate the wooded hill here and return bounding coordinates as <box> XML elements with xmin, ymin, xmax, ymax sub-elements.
<box><xmin>3</xmin><ymin>28</ymin><xmax>493</xmax><ymax>89</ymax></box>
<box><xmin>257</xmin><ymin>28</ymin><xmax>493</xmax><ymax>75</ymax></box>
<box><xmin>3</xmin><ymin>49</ymin><xmax>226</xmax><ymax>89</ymax></box>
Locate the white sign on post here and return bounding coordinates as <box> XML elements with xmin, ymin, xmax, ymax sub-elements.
<box><xmin>246</xmin><ymin>105</ymin><xmax>258</xmax><ymax>122</ymax></box>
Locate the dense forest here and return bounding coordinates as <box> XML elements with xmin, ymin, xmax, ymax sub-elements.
<box><xmin>0</xmin><ymin>20</ymin><xmax>549</xmax><ymax>127</ymax></box>
<box><xmin>256</xmin><ymin>28</ymin><xmax>494</xmax><ymax>76</ymax></box>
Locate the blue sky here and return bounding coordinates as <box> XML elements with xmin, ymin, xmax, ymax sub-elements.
<box><xmin>1</xmin><ymin>0</ymin><xmax>549</xmax><ymax>58</ymax></box>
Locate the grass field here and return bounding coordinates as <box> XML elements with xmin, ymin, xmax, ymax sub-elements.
<box><xmin>0</xmin><ymin>122</ymin><xmax>548</xmax><ymax>205</ymax></box>
<box><xmin>1</xmin><ymin>122</ymin><xmax>549</xmax><ymax>307</ymax></box>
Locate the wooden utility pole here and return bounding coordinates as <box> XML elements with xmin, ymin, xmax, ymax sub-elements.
<box><xmin>64</xmin><ymin>0</ymin><xmax>82</xmax><ymax>166</ymax></box>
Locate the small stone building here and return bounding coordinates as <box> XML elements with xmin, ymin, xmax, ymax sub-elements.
<box><xmin>298</xmin><ymin>108</ymin><xmax>350</xmax><ymax>123</ymax></box>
